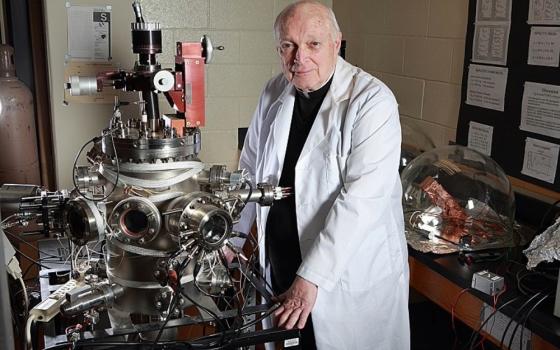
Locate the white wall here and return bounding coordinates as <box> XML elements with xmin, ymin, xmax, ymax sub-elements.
<box><xmin>44</xmin><ymin>0</ymin><xmax>331</xmax><ymax>188</ymax></box>
<box><xmin>333</xmin><ymin>0</ymin><xmax>468</xmax><ymax>147</ymax></box>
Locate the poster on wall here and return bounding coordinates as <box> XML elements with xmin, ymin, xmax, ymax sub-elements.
<box><xmin>520</xmin><ymin>82</ymin><xmax>560</xmax><ymax>138</ymax></box>
<box><xmin>521</xmin><ymin>137</ymin><xmax>560</xmax><ymax>183</ymax></box>
<box><xmin>466</xmin><ymin>64</ymin><xmax>508</xmax><ymax>111</ymax></box>
<box><xmin>66</xmin><ymin>3</ymin><xmax>112</xmax><ymax>60</ymax></box>
<box><xmin>528</xmin><ymin>0</ymin><xmax>560</xmax><ymax>25</ymax></box>
<box><xmin>472</xmin><ymin>0</ymin><xmax>512</xmax><ymax>66</ymax></box>
<box><xmin>476</xmin><ymin>0</ymin><xmax>512</xmax><ymax>22</ymax></box>
<box><xmin>468</xmin><ymin>121</ymin><xmax>494</xmax><ymax>155</ymax></box>
<box><xmin>472</xmin><ymin>24</ymin><xmax>511</xmax><ymax>65</ymax></box>
<box><xmin>472</xmin><ymin>24</ymin><xmax>509</xmax><ymax>66</ymax></box>
<box><xmin>528</xmin><ymin>27</ymin><xmax>560</xmax><ymax>67</ymax></box>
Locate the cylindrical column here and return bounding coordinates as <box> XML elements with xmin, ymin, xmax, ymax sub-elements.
<box><xmin>0</xmin><ymin>45</ymin><xmax>41</xmax><ymax>186</ymax></box>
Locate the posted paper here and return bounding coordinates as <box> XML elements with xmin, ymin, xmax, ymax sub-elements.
<box><xmin>520</xmin><ymin>82</ymin><xmax>560</xmax><ymax>139</ymax></box>
<box><xmin>528</xmin><ymin>0</ymin><xmax>560</xmax><ymax>25</ymax></box>
<box><xmin>476</xmin><ymin>0</ymin><xmax>512</xmax><ymax>22</ymax></box>
<box><xmin>522</xmin><ymin>137</ymin><xmax>559</xmax><ymax>183</ymax></box>
<box><xmin>466</xmin><ymin>64</ymin><xmax>508</xmax><ymax>111</ymax></box>
<box><xmin>67</xmin><ymin>4</ymin><xmax>111</xmax><ymax>60</ymax></box>
<box><xmin>468</xmin><ymin>122</ymin><xmax>494</xmax><ymax>156</ymax></box>
<box><xmin>528</xmin><ymin>27</ymin><xmax>560</xmax><ymax>67</ymax></box>
<box><xmin>472</xmin><ymin>24</ymin><xmax>511</xmax><ymax>66</ymax></box>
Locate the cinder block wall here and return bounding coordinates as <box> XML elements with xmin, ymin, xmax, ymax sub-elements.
<box><xmin>333</xmin><ymin>0</ymin><xmax>468</xmax><ymax>147</ymax></box>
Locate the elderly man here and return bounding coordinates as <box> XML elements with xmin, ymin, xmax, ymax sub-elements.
<box><xmin>235</xmin><ymin>1</ymin><xmax>410</xmax><ymax>348</ymax></box>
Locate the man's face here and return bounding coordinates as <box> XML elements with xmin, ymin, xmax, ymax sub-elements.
<box><xmin>277</xmin><ymin>11</ymin><xmax>341</xmax><ymax>92</ymax></box>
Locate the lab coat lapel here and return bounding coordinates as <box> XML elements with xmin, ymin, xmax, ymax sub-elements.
<box><xmin>298</xmin><ymin>92</ymin><xmax>333</xmax><ymax>161</ymax></box>
<box><xmin>260</xmin><ymin>83</ymin><xmax>295</xmax><ymax>184</ymax></box>
<box><xmin>298</xmin><ymin>57</ymin><xmax>354</xmax><ymax>162</ymax></box>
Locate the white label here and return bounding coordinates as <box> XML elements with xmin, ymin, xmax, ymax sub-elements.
<box><xmin>284</xmin><ymin>338</ymin><xmax>300</xmax><ymax>347</ymax></box>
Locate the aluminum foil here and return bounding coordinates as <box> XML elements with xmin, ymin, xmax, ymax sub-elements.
<box><xmin>405</xmin><ymin>228</ymin><xmax>458</xmax><ymax>254</ymax></box>
<box><xmin>524</xmin><ymin>217</ymin><xmax>560</xmax><ymax>269</ymax></box>
<box><xmin>406</xmin><ymin>208</ymin><xmax>528</xmax><ymax>254</ymax></box>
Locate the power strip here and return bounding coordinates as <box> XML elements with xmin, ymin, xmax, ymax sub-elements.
<box><xmin>29</xmin><ymin>279</ymin><xmax>79</xmax><ymax>322</ymax></box>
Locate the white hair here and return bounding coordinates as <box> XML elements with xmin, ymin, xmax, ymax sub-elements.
<box><xmin>274</xmin><ymin>1</ymin><xmax>341</xmax><ymax>41</ymax></box>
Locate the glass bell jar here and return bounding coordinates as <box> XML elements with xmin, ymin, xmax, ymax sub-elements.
<box><xmin>401</xmin><ymin>145</ymin><xmax>516</xmax><ymax>254</ymax></box>
<box><xmin>400</xmin><ymin>123</ymin><xmax>435</xmax><ymax>173</ymax></box>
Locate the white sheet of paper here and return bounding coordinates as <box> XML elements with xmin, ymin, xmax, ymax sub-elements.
<box><xmin>468</xmin><ymin>122</ymin><xmax>494</xmax><ymax>156</ymax></box>
<box><xmin>466</xmin><ymin>64</ymin><xmax>508</xmax><ymax>111</ymax></box>
<box><xmin>476</xmin><ymin>0</ymin><xmax>512</xmax><ymax>22</ymax></box>
<box><xmin>528</xmin><ymin>0</ymin><xmax>560</xmax><ymax>25</ymax></box>
<box><xmin>520</xmin><ymin>82</ymin><xmax>560</xmax><ymax>138</ymax></box>
<box><xmin>522</xmin><ymin>137</ymin><xmax>560</xmax><ymax>183</ymax></box>
<box><xmin>67</xmin><ymin>4</ymin><xmax>111</xmax><ymax>60</ymax></box>
<box><xmin>472</xmin><ymin>24</ymin><xmax>511</xmax><ymax>65</ymax></box>
<box><xmin>528</xmin><ymin>27</ymin><xmax>560</xmax><ymax>67</ymax></box>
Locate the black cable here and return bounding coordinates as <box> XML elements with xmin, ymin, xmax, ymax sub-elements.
<box><xmin>151</xmin><ymin>293</ymin><xmax>179</xmax><ymax>348</ymax></box>
<box><xmin>243</xmin><ymin>181</ymin><xmax>253</xmax><ymax>205</ymax></box>
<box><xmin>11</xmin><ymin>246</ymin><xmax>58</xmax><ymax>270</ymax></box>
<box><xmin>177</xmin><ymin>253</ymin><xmax>230</xmax><ymax>348</ymax></box>
<box><xmin>3</xmin><ymin>229</ymin><xmax>61</xmax><ymax>259</ymax></box>
<box><xmin>466</xmin><ymin>295</ymin><xmax>522</xmax><ymax>350</ymax></box>
<box><xmin>188</xmin><ymin>303</ymin><xmax>279</xmax><ymax>347</ymax></box>
<box><xmin>498</xmin><ymin>292</ymin><xmax>544</xmax><ymax>349</ymax></box>
<box><xmin>217</xmin><ymin>249</ymin><xmax>245</xmax><ymax>339</ymax></box>
<box><xmin>510</xmin><ymin>293</ymin><xmax>551</xmax><ymax>350</ymax></box>
<box><xmin>516</xmin><ymin>268</ymin><xmax>557</xmax><ymax>296</ymax></box>
<box><xmin>538</xmin><ymin>199</ymin><xmax>560</xmax><ymax>232</ymax></box>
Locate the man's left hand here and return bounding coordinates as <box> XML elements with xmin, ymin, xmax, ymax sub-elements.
<box><xmin>273</xmin><ymin>276</ymin><xmax>318</xmax><ymax>329</ymax></box>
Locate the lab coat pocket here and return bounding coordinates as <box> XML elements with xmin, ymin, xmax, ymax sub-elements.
<box><xmin>339</xmin><ymin>229</ymin><xmax>394</xmax><ymax>291</ymax></box>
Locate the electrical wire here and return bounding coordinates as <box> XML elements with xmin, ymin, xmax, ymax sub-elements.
<box><xmin>498</xmin><ymin>292</ymin><xmax>544</xmax><ymax>349</ymax></box>
<box><xmin>18</xmin><ymin>276</ymin><xmax>29</xmax><ymax>318</ymax></box>
<box><xmin>25</xmin><ymin>314</ymin><xmax>36</xmax><ymax>350</ymax></box>
<box><xmin>537</xmin><ymin>198</ymin><xmax>560</xmax><ymax>233</ymax></box>
<box><xmin>151</xmin><ymin>293</ymin><xmax>179</xmax><ymax>348</ymax></box>
<box><xmin>471</xmin><ymin>285</ymin><xmax>507</xmax><ymax>349</ymax></box>
<box><xmin>243</xmin><ymin>181</ymin><xmax>253</xmax><ymax>206</ymax></box>
<box><xmin>466</xmin><ymin>295</ymin><xmax>522</xmax><ymax>350</ymax></box>
<box><xmin>508</xmin><ymin>293</ymin><xmax>551</xmax><ymax>350</ymax></box>
<box><xmin>451</xmin><ymin>288</ymin><xmax>471</xmax><ymax>349</ymax></box>
<box><xmin>11</xmin><ymin>245</ymin><xmax>63</xmax><ymax>270</ymax></box>
<box><xmin>2</xmin><ymin>229</ymin><xmax>62</xmax><ymax>259</ymax></box>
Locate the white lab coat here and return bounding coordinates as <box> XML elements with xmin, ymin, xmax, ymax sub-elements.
<box><xmin>236</xmin><ymin>57</ymin><xmax>410</xmax><ymax>350</ymax></box>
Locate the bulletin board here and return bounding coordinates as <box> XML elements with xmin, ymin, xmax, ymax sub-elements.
<box><xmin>456</xmin><ymin>0</ymin><xmax>560</xmax><ymax>195</ymax></box>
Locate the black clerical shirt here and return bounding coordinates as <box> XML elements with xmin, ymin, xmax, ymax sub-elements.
<box><xmin>265</xmin><ymin>77</ymin><xmax>333</xmax><ymax>295</ymax></box>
